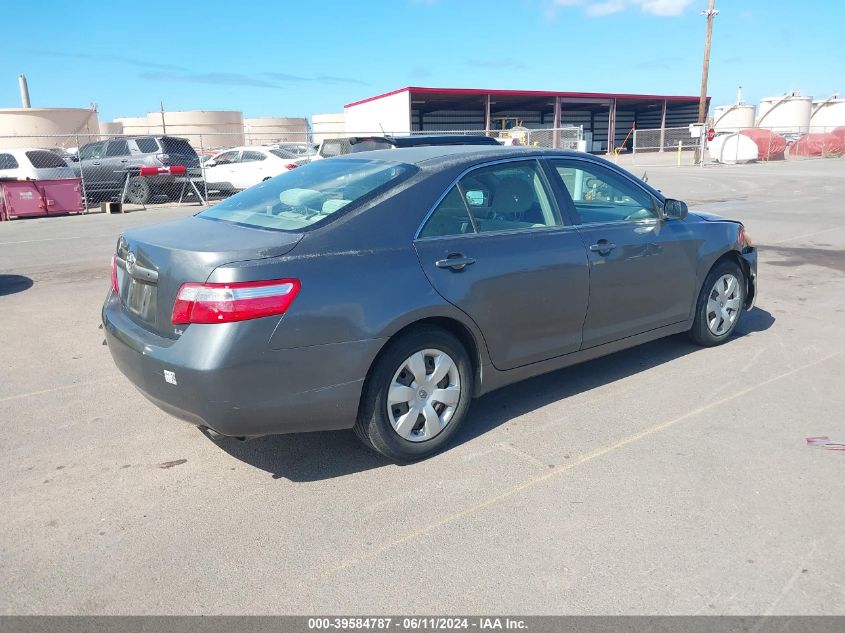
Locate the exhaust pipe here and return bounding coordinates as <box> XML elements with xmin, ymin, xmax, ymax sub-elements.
<box><xmin>199</xmin><ymin>426</ymin><xmax>247</xmax><ymax>442</ymax></box>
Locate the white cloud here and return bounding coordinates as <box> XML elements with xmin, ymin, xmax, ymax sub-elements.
<box><xmin>547</xmin><ymin>0</ymin><xmax>694</xmax><ymax>18</ymax></box>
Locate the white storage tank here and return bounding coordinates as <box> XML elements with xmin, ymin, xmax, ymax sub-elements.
<box><xmin>713</xmin><ymin>104</ymin><xmax>755</xmax><ymax>132</ymax></box>
<box><xmin>244</xmin><ymin>117</ymin><xmax>308</xmax><ymax>144</ymax></box>
<box><xmin>757</xmin><ymin>92</ymin><xmax>812</xmax><ymax>133</ymax></box>
<box><xmin>0</xmin><ymin>107</ymin><xmax>99</xmax><ymax>149</ymax></box>
<box><xmin>810</xmin><ymin>96</ymin><xmax>845</xmax><ymax>131</ymax></box>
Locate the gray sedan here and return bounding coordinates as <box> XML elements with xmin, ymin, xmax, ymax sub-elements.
<box><xmin>103</xmin><ymin>146</ymin><xmax>757</xmax><ymax>462</ymax></box>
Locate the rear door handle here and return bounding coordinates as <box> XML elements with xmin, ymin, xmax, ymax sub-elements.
<box><xmin>589</xmin><ymin>241</ymin><xmax>617</xmax><ymax>254</ymax></box>
<box><xmin>435</xmin><ymin>254</ymin><xmax>476</xmax><ymax>270</ymax></box>
<box><xmin>92</xmin><ymin>161</ymin><xmax>101</xmax><ymax>166</ymax></box>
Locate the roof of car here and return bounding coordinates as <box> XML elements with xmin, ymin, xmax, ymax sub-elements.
<box><xmin>335</xmin><ymin>145</ymin><xmax>577</xmax><ymax>167</ymax></box>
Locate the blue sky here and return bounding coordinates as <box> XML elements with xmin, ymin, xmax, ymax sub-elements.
<box><xmin>2</xmin><ymin>0</ymin><xmax>842</xmax><ymax>121</ymax></box>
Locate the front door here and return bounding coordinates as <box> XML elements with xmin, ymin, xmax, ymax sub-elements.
<box><xmin>414</xmin><ymin>159</ymin><xmax>589</xmax><ymax>371</ymax></box>
<box><xmin>547</xmin><ymin>158</ymin><xmax>699</xmax><ymax>349</ymax></box>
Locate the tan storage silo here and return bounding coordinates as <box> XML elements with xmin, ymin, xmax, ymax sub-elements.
<box><xmin>713</xmin><ymin>103</ymin><xmax>755</xmax><ymax>132</ymax></box>
<box><xmin>810</xmin><ymin>96</ymin><xmax>845</xmax><ymax>131</ymax></box>
<box><xmin>311</xmin><ymin>112</ymin><xmax>346</xmax><ymax>143</ymax></box>
<box><xmin>244</xmin><ymin>117</ymin><xmax>308</xmax><ymax>144</ymax></box>
<box><xmin>113</xmin><ymin>116</ymin><xmax>153</xmax><ymax>136</ymax></box>
<box><xmin>157</xmin><ymin>110</ymin><xmax>244</xmax><ymax>148</ymax></box>
<box><xmin>0</xmin><ymin>107</ymin><xmax>99</xmax><ymax>149</ymax></box>
<box><xmin>757</xmin><ymin>93</ymin><xmax>812</xmax><ymax>133</ymax></box>
<box><xmin>99</xmin><ymin>121</ymin><xmax>124</xmax><ymax>137</ymax></box>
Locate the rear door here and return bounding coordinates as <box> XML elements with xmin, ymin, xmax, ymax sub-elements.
<box><xmin>102</xmin><ymin>140</ymin><xmax>132</xmax><ymax>189</ymax></box>
<box><xmin>547</xmin><ymin>158</ymin><xmax>699</xmax><ymax>348</ymax></box>
<box><xmin>414</xmin><ymin>159</ymin><xmax>589</xmax><ymax>371</ymax></box>
<box><xmin>235</xmin><ymin>150</ymin><xmax>268</xmax><ymax>188</ymax></box>
<box><xmin>77</xmin><ymin>142</ymin><xmax>108</xmax><ymax>189</ymax></box>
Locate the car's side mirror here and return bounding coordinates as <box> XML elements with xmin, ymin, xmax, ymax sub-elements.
<box><xmin>663</xmin><ymin>198</ymin><xmax>688</xmax><ymax>220</ymax></box>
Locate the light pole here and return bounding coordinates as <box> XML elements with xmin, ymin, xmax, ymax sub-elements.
<box><xmin>698</xmin><ymin>0</ymin><xmax>718</xmax><ymax>123</ymax></box>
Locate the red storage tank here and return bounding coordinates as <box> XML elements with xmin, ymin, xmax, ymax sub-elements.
<box><xmin>740</xmin><ymin>128</ymin><xmax>787</xmax><ymax>160</ymax></box>
<box><xmin>790</xmin><ymin>133</ymin><xmax>845</xmax><ymax>157</ymax></box>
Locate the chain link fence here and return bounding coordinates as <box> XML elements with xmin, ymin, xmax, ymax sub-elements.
<box><xmin>1</xmin><ymin>123</ymin><xmax>841</xmax><ymax>219</ymax></box>
<box><xmin>628</xmin><ymin>125</ymin><xmax>844</xmax><ymax>167</ymax></box>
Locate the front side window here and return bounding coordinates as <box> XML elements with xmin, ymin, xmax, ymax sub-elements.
<box><xmin>0</xmin><ymin>153</ymin><xmax>20</xmax><ymax>170</ymax></box>
<box><xmin>459</xmin><ymin>160</ymin><xmax>560</xmax><ymax>233</ymax></box>
<box><xmin>212</xmin><ymin>151</ymin><xmax>239</xmax><ymax>165</ymax></box>
<box><xmin>78</xmin><ymin>142</ymin><xmax>105</xmax><ymax>160</ymax></box>
<box><xmin>551</xmin><ymin>160</ymin><xmax>657</xmax><ymax>224</ymax></box>
<box><xmin>199</xmin><ymin>158</ymin><xmax>411</xmax><ymax>232</ymax></box>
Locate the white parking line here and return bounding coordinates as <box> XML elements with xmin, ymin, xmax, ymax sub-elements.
<box><xmin>0</xmin><ymin>236</ymin><xmax>86</xmax><ymax>246</ymax></box>
<box><xmin>331</xmin><ymin>351</ymin><xmax>842</xmax><ymax>574</ymax></box>
<box><xmin>0</xmin><ymin>378</ymin><xmax>111</xmax><ymax>404</ymax></box>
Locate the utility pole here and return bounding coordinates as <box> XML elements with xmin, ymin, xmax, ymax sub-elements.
<box><xmin>698</xmin><ymin>0</ymin><xmax>718</xmax><ymax>123</ymax></box>
<box><xmin>160</xmin><ymin>101</ymin><xmax>167</xmax><ymax>134</ymax></box>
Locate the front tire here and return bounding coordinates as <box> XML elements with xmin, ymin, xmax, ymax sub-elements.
<box><xmin>354</xmin><ymin>327</ymin><xmax>473</xmax><ymax>462</ymax></box>
<box><xmin>689</xmin><ymin>259</ymin><xmax>745</xmax><ymax>346</ymax></box>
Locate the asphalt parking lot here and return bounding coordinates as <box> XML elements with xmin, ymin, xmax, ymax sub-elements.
<box><xmin>1</xmin><ymin>159</ymin><xmax>844</xmax><ymax>615</ymax></box>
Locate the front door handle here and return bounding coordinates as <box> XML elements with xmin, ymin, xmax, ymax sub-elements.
<box><xmin>435</xmin><ymin>254</ymin><xmax>476</xmax><ymax>270</ymax></box>
<box><xmin>92</xmin><ymin>161</ymin><xmax>101</xmax><ymax>166</ymax></box>
<box><xmin>589</xmin><ymin>241</ymin><xmax>617</xmax><ymax>254</ymax></box>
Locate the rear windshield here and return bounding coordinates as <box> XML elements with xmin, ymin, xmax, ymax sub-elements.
<box><xmin>199</xmin><ymin>159</ymin><xmax>412</xmax><ymax>232</ymax></box>
<box><xmin>25</xmin><ymin>150</ymin><xmax>68</xmax><ymax>169</ymax></box>
<box><xmin>350</xmin><ymin>139</ymin><xmax>393</xmax><ymax>153</ymax></box>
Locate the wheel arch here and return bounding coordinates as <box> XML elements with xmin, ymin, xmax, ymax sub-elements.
<box><xmin>359</xmin><ymin>315</ymin><xmax>486</xmax><ymax>422</ymax></box>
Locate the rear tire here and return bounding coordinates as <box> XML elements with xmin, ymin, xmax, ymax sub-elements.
<box><xmin>689</xmin><ymin>258</ymin><xmax>745</xmax><ymax>346</ymax></box>
<box><xmin>354</xmin><ymin>327</ymin><xmax>473</xmax><ymax>462</ymax></box>
<box><xmin>125</xmin><ymin>176</ymin><xmax>152</xmax><ymax>205</ymax></box>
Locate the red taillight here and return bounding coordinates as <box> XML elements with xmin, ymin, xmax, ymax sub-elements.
<box><xmin>111</xmin><ymin>255</ymin><xmax>119</xmax><ymax>293</ymax></box>
<box><xmin>171</xmin><ymin>279</ymin><xmax>301</xmax><ymax>324</ymax></box>
<box><xmin>285</xmin><ymin>163</ymin><xmax>300</xmax><ymax>170</ymax></box>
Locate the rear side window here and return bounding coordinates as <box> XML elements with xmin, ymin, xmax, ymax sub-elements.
<box><xmin>25</xmin><ymin>150</ymin><xmax>68</xmax><ymax>168</ymax></box>
<box><xmin>135</xmin><ymin>137</ymin><xmax>159</xmax><ymax>153</ymax></box>
<box><xmin>320</xmin><ymin>140</ymin><xmax>348</xmax><ymax>158</ymax></box>
<box><xmin>159</xmin><ymin>137</ymin><xmax>196</xmax><ymax>156</ymax></box>
<box><xmin>241</xmin><ymin>151</ymin><xmax>266</xmax><ymax>162</ymax></box>
<box><xmin>460</xmin><ymin>161</ymin><xmax>559</xmax><ymax>233</ymax></box>
<box><xmin>0</xmin><ymin>153</ymin><xmax>20</xmax><ymax>170</ymax></box>
<box><xmin>199</xmin><ymin>158</ymin><xmax>412</xmax><ymax>232</ymax></box>
<box><xmin>105</xmin><ymin>140</ymin><xmax>130</xmax><ymax>157</ymax></box>
<box><xmin>418</xmin><ymin>187</ymin><xmax>474</xmax><ymax>238</ymax></box>
<box><xmin>349</xmin><ymin>139</ymin><xmax>392</xmax><ymax>153</ymax></box>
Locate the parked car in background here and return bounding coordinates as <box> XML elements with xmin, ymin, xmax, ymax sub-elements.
<box><xmin>203</xmin><ymin>146</ymin><xmax>308</xmax><ymax>192</ymax></box>
<box><xmin>103</xmin><ymin>146</ymin><xmax>757</xmax><ymax>462</ymax></box>
<box><xmin>73</xmin><ymin>136</ymin><xmax>201</xmax><ymax>204</ymax></box>
<box><xmin>269</xmin><ymin>142</ymin><xmax>319</xmax><ymax>158</ymax></box>
<box><xmin>316</xmin><ymin>134</ymin><xmax>501</xmax><ymax>159</ymax></box>
<box><xmin>0</xmin><ymin>148</ymin><xmax>76</xmax><ymax>181</ymax></box>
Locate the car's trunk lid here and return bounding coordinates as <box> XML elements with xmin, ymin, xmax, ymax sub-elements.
<box><xmin>115</xmin><ymin>216</ymin><xmax>302</xmax><ymax>338</ymax></box>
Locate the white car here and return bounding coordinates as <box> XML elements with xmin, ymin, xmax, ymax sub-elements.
<box><xmin>203</xmin><ymin>146</ymin><xmax>308</xmax><ymax>192</ymax></box>
<box><xmin>0</xmin><ymin>148</ymin><xmax>76</xmax><ymax>181</ymax></box>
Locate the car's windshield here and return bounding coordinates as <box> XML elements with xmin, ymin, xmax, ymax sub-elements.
<box><xmin>198</xmin><ymin>158</ymin><xmax>411</xmax><ymax>232</ymax></box>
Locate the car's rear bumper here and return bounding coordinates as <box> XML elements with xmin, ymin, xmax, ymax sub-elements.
<box><xmin>741</xmin><ymin>248</ymin><xmax>758</xmax><ymax>309</ymax></box>
<box><xmin>102</xmin><ymin>293</ymin><xmax>383</xmax><ymax>437</ymax></box>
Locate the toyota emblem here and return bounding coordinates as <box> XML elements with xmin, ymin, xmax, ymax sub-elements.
<box><xmin>125</xmin><ymin>251</ymin><xmax>136</xmax><ymax>274</ymax></box>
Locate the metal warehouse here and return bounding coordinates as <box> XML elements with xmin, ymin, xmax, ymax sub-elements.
<box><xmin>344</xmin><ymin>86</ymin><xmax>707</xmax><ymax>153</ymax></box>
